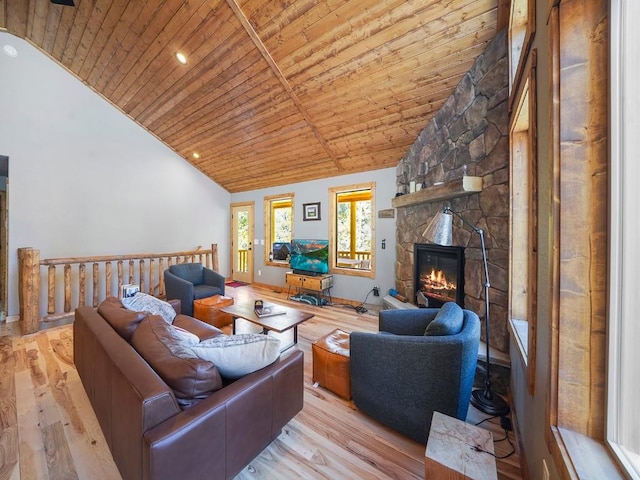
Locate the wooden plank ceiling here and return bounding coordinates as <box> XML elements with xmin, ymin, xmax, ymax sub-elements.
<box><xmin>1</xmin><ymin>0</ymin><xmax>499</xmax><ymax>193</ymax></box>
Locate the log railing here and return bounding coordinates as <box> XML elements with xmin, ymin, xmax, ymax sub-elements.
<box><xmin>17</xmin><ymin>244</ymin><xmax>219</xmax><ymax>335</ymax></box>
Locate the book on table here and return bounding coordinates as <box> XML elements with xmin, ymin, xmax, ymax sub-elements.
<box><xmin>254</xmin><ymin>301</ymin><xmax>286</xmax><ymax>318</ymax></box>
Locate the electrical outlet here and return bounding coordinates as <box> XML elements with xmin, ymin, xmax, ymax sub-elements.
<box><xmin>373</xmin><ymin>286</ymin><xmax>380</xmax><ymax>296</ymax></box>
<box><xmin>258</xmin><ymin>270</ymin><xmax>262</xmax><ymax>276</ymax></box>
<box><xmin>542</xmin><ymin>459</ymin><xmax>550</xmax><ymax>480</ymax></box>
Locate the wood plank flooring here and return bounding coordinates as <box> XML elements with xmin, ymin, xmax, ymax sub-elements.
<box><xmin>0</xmin><ymin>285</ymin><xmax>522</xmax><ymax>479</ymax></box>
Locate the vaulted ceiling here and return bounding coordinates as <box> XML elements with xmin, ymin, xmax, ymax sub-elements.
<box><xmin>1</xmin><ymin>0</ymin><xmax>501</xmax><ymax>192</ymax></box>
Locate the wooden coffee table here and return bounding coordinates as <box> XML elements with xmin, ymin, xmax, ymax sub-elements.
<box><xmin>221</xmin><ymin>300</ymin><xmax>314</xmax><ymax>350</ymax></box>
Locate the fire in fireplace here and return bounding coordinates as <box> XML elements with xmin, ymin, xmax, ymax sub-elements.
<box><xmin>414</xmin><ymin>244</ymin><xmax>465</xmax><ymax>308</ymax></box>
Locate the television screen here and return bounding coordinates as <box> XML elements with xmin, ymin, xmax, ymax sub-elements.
<box><xmin>289</xmin><ymin>239</ymin><xmax>329</xmax><ymax>275</ymax></box>
<box><xmin>272</xmin><ymin>242</ymin><xmax>291</xmax><ymax>261</ymax></box>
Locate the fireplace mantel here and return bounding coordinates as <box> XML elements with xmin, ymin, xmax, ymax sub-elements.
<box><xmin>391</xmin><ymin>176</ymin><xmax>482</xmax><ymax>209</ymax></box>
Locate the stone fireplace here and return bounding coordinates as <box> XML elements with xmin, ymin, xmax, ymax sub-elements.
<box><xmin>394</xmin><ymin>30</ymin><xmax>510</xmax><ymax>353</ymax></box>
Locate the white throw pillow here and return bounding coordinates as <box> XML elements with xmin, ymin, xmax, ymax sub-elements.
<box><xmin>122</xmin><ymin>292</ymin><xmax>177</xmax><ymax>324</ymax></box>
<box><xmin>171</xmin><ymin>325</ymin><xmax>200</xmax><ymax>345</ymax></box>
<box><xmin>190</xmin><ymin>334</ymin><xmax>281</xmax><ymax>379</ymax></box>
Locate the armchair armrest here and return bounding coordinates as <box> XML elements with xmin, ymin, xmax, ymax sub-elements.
<box><xmin>378</xmin><ymin>308</ymin><xmax>439</xmax><ymax>335</ymax></box>
<box><xmin>203</xmin><ymin>268</ymin><xmax>226</xmax><ymax>295</ymax></box>
<box><xmin>164</xmin><ymin>271</ymin><xmax>195</xmax><ymax>316</ymax></box>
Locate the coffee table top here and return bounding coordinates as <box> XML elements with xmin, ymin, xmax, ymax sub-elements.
<box><xmin>221</xmin><ymin>300</ymin><xmax>314</xmax><ymax>333</ymax></box>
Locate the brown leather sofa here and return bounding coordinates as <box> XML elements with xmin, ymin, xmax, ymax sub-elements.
<box><xmin>74</xmin><ymin>298</ymin><xmax>304</xmax><ymax>480</ymax></box>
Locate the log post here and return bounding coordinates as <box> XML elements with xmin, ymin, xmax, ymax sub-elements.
<box><xmin>47</xmin><ymin>265</ymin><xmax>55</xmax><ymax>314</ymax></box>
<box><xmin>78</xmin><ymin>263</ymin><xmax>86</xmax><ymax>307</ymax></box>
<box><xmin>64</xmin><ymin>264</ymin><xmax>71</xmax><ymax>312</ymax></box>
<box><xmin>139</xmin><ymin>259</ymin><xmax>145</xmax><ymax>293</ymax></box>
<box><xmin>18</xmin><ymin>247</ymin><xmax>41</xmax><ymax>335</ymax></box>
<box><xmin>149</xmin><ymin>258</ymin><xmax>155</xmax><ymax>296</ymax></box>
<box><xmin>159</xmin><ymin>258</ymin><xmax>165</xmax><ymax>297</ymax></box>
<box><xmin>211</xmin><ymin>244</ymin><xmax>219</xmax><ymax>272</ymax></box>
<box><xmin>93</xmin><ymin>263</ymin><xmax>99</xmax><ymax>307</ymax></box>
<box><xmin>106</xmin><ymin>262</ymin><xmax>112</xmax><ymax>297</ymax></box>
<box><xmin>117</xmin><ymin>261</ymin><xmax>123</xmax><ymax>297</ymax></box>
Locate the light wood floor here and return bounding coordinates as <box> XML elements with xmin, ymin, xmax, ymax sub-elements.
<box><xmin>0</xmin><ymin>285</ymin><xmax>523</xmax><ymax>479</ymax></box>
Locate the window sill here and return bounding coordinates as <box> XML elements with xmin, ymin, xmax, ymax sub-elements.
<box><xmin>332</xmin><ymin>266</ymin><xmax>374</xmax><ymax>278</ymax></box>
<box><xmin>265</xmin><ymin>261</ymin><xmax>290</xmax><ymax>268</ymax></box>
<box><xmin>550</xmin><ymin>427</ymin><xmax>627</xmax><ymax>479</ymax></box>
<box><xmin>508</xmin><ymin>318</ymin><xmax>528</xmax><ymax>367</ymax></box>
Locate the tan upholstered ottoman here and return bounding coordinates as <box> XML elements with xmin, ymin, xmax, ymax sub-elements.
<box><xmin>312</xmin><ymin>328</ymin><xmax>351</xmax><ymax>400</ymax></box>
<box><xmin>193</xmin><ymin>295</ymin><xmax>234</xmax><ymax>328</ymax></box>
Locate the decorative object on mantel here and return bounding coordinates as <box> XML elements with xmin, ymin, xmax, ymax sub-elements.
<box><xmin>391</xmin><ymin>176</ymin><xmax>482</xmax><ymax>209</ymax></box>
<box><xmin>423</xmin><ymin>206</ymin><xmax>510</xmax><ymax>417</ymax></box>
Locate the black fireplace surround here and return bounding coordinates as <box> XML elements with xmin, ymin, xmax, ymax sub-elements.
<box><xmin>414</xmin><ymin>243</ymin><xmax>465</xmax><ymax>308</ymax></box>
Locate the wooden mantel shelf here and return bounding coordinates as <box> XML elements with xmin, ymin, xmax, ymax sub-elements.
<box><xmin>391</xmin><ymin>176</ymin><xmax>483</xmax><ymax>208</ymax></box>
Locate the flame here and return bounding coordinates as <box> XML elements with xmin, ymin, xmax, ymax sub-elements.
<box><xmin>420</xmin><ymin>268</ymin><xmax>457</xmax><ymax>302</ymax></box>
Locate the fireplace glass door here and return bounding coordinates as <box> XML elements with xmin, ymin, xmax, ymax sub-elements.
<box><xmin>414</xmin><ymin>244</ymin><xmax>465</xmax><ymax>308</ymax></box>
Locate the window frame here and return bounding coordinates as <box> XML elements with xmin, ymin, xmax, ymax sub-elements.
<box><xmin>328</xmin><ymin>182</ymin><xmax>375</xmax><ymax>278</ymax></box>
<box><xmin>607</xmin><ymin>0</ymin><xmax>640</xmax><ymax>476</ymax></box>
<box><xmin>263</xmin><ymin>193</ymin><xmax>294</xmax><ymax>268</ymax></box>
<box><xmin>508</xmin><ymin>0</ymin><xmax>536</xmax><ymax>108</ymax></box>
<box><xmin>508</xmin><ymin>51</ymin><xmax>537</xmax><ymax>394</ymax></box>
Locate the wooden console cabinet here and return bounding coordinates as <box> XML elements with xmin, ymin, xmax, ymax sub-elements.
<box><xmin>286</xmin><ymin>272</ymin><xmax>333</xmax><ymax>304</ymax></box>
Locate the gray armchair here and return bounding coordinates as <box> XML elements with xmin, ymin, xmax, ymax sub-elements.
<box><xmin>164</xmin><ymin>263</ymin><xmax>225</xmax><ymax>317</ymax></box>
<box><xmin>350</xmin><ymin>303</ymin><xmax>480</xmax><ymax>443</ymax></box>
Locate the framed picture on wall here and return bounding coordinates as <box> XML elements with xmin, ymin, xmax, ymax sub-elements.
<box><xmin>303</xmin><ymin>202</ymin><xmax>321</xmax><ymax>221</ymax></box>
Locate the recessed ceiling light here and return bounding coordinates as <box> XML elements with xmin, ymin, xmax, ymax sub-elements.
<box><xmin>192</xmin><ymin>152</ymin><xmax>201</xmax><ymax>159</ymax></box>
<box><xmin>176</xmin><ymin>52</ymin><xmax>187</xmax><ymax>65</ymax></box>
<box><xmin>2</xmin><ymin>45</ymin><xmax>18</xmax><ymax>58</ymax></box>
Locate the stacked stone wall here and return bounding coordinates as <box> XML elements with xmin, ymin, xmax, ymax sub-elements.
<box><xmin>395</xmin><ymin>29</ymin><xmax>509</xmax><ymax>352</ymax></box>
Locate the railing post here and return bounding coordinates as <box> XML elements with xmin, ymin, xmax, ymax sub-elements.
<box><xmin>18</xmin><ymin>247</ymin><xmax>41</xmax><ymax>335</ymax></box>
<box><xmin>211</xmin><ymin>243</ymin><xmax>219</xmax><ymax>272</ymax></box>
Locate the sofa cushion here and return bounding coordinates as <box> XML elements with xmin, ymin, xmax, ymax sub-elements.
<box><xmin>98</xmin><ymin>296</ymin><xmax>147</xmax><ymax>341</ymax></box>
<box><xmin>122</xmin><ymin>292</ymin><xmax>177</xmax><ymax>324</ymax></box>
<box><xmin>425</xmin><ymin>302</ymin><xmax>464</xmax><ymax>336</ymax></box>
<box><xmin>190</xmin><ymin>334</ymin><xmax>281</xmax><ymax>379</ymax></box>
<box><xmin>169</xmin><ymin>263</ymin><xmax>204</xmax><ymax>285</ymax></box>
<box><xmin>131</xmin><ymin>316</ymin><xmax>223</xmax><ymax>407</ymax></box>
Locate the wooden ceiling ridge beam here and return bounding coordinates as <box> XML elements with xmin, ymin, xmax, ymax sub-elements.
<box><xmin>224</xmin><ymin>0</ymin><xmax>343</xmax><ymax>171</ymax></box>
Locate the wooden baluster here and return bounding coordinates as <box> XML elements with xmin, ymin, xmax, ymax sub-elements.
<box><xmin>117</xmin><ymin>261</ymin><xmax>123</xmax><ymax>298</ymax></box>
<box><xmin>78</xmin><ymin>263</ymin><xmax>86</xmax><ymax>307</ymax></box>
<box><xmin>93</xmin><ymin>263</ymin><xmax>99</xmax><ymax>307</ymax></box>
<box><xmin>129</xmin><ymin>259</ymin><xmax>134</xmax><ymax>284</ymax></box>
<box><xmin>139</xmin><ymin>259</ymin><xmax>145</xmax><ymax>293</ymax></box>
<box><xmin>149</xmin><ymin>258</ymin><xmax>155</xmax><ymax>296</ymax></box>
<box><xmin>106</xmin><ymin>262</ymin><xmax>112</xmax><ymax>297</ymax></box>
<box><xmin>48</xmin><ymin>265</ymin><xmax>56</xmax><ymax>315</ymax></box>
<box><xmin>159</xmin><ymin>258</ymin><xmax>165</xmax><ymax>297</ymax></box>
<box><xmin>64</xmin><ymin>264</ymin><xmax>71</xmax><ymax>313</ymax></box>
<box><xmin>212</xmin><ymin>244</ymin><xmax>219</xmax><ymax>272</ymax></box>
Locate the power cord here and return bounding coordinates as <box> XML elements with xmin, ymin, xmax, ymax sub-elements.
<box><xmin>471</xmin><ymin>415</ymin><xmax>516</xmax><ymax>459</ymax></box>
<box><xmin>334</xmin><ymin>288</ymin><xmax>376</xmax><ymax>315</ymax></box>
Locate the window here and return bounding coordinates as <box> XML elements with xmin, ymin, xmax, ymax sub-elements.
<box><xmin>547</xmin><ymin>1</ymin><xmax>623</xmax><ymax>478</ymax></box>
<box><xmin>608</xmin><ymin>0</ymin><xmax>640</xmax><ymax>476</ymax></box>
<box><xmin>264</xmin><ymin>193</ymin><xmax>294</xmax><ymax>267</ymax></box>
<box><xmin>508</xmin><ymin>53</ymin><xmax>537</xmax><ymax>393</ymax></box>
<box><xmin>508</xmin><ymin>0</ymin><xmax>535</xmax><ymax>98</ymax></box>
<box><xmin>329</xmin><ymin>183</ymin><xmax>375</xmax><ymax>277</ymax></box>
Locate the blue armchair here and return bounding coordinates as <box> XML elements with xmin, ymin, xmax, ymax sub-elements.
<box><xmin>164</xmin><ymin>263</ymin><xmax>225</xmax><ymax>317</ymax></box>
<box><xmin>350</xmin><ymin>303</ymin><xmax>480</xmax><ymax>443</ymax></box>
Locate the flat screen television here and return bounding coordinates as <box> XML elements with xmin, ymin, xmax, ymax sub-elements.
<box><xmin>289</xmin><ymin>239</ymin><xmax>329</xmax><ymax>275</ymax></box>
<box><xmin>272</xmin><ymin>242</ymin><xmax>291</xmax><ymax>261</ymax></box>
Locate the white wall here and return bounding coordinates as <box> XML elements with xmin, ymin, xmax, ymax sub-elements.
<box><xmin>0</xmin><ymin>32</ymin><xmax>231</xmax><ymax>317</ymax></box>
<box><xmin>231</xmin><ymin>168</ymin><xmax>398</xmax><ymax>306</ymax></box>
